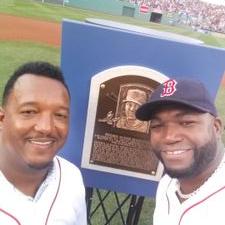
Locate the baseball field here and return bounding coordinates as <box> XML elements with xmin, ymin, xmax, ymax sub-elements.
<box><xmin>0</xmin><ymin>0</ymin><xmax>225</xmax><ymax>224</ymax></box>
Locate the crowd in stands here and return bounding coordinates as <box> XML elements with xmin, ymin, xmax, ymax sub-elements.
<box><xmin>127</xmin><ymin>0</ymin><xmax>225</xmax><ymax>33</ymax></box>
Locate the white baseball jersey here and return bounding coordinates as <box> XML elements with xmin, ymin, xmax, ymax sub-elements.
<box><xmin>0</xmin><ymin>156</ymin><xmax>87</xmax><ymax>225</ymax></box>
<box><xmin>154</xmin><ymin>156</ymin><xmax>225</xmax><ymax>225</ymax></box>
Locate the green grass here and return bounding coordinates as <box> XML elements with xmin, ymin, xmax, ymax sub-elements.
<box><xmin>0</xmin><ymin>41</ymin><xmax>59</xmax><ymax>97</ymax></box>
<box><xmin>89</xmin><ymin>189</ymin><xmax>155</xmax><ymax>225</ymax></box>
<box><xmin>0</xmin><ymin>0</ymin><xmax>147</xmax><ymax>23</ymax></box>
<box><xmin>1</xmin><ymin>0</ymin><xmax>225</xmax><ymax>48</ymax></box>
<box><xmin>0</xmin><ymin>0</ymin><xmax>225</xmax><ymax>224</ymax></box>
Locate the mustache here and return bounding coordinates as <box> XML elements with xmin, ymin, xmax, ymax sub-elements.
<box><xmin>26</xmin><ymin>136</ymin><xmax>57</xmax><ymax>140</ymax></box>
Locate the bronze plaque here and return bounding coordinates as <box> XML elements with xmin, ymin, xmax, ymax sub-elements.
<box><xmin>82</xmin><ymin>66</ymin><xmax>168</xmax><ymax>180</ymax></box>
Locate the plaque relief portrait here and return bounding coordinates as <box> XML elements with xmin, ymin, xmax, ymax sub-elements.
<box><xmin>115</xmin><ymin>85</ymin><xmax>150</xmax><ymax>133</ymax></box>
<box><xmin>81</xmin><ymin>66</ymin><xmax>168</xmax><ymax>180</ymax></box>
<box><xmin>98</xmin><ymin>84</ymin><xmax>150</xmax><ymax>133</ymax></box>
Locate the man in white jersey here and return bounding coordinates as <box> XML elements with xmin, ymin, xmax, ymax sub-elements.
<box><xmin>136</xmin><ymin>79</ymin><xmax>225</xmax><ymax>225</ymax></box>
<box><xmin>0</xmin><ymin>61</ymin><xmax>87</xmax><ymax>224</ymax></box>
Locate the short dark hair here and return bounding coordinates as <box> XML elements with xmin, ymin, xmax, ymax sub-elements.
<box><xmin>2</xmin><ymin>61</ymin><xmax>70</xmax><ymax>106</ymax></box>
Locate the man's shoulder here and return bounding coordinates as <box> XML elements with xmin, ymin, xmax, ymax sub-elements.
<box><xmin>54</xmin><ymin>156</ymin><xmax>85</xmax><ymax>191</ymax></box>
<box><xmin>158</xmin><ymin>174</ymin><xmax>173</xmax><ymax>187</ymax></box>
<box><xmin>54</xmin><ymin>156</ymin><xmax>82</xmax><ymax>177</ymax></box>
<box><xmin>155</xmin><ymin>174</ymin><xmax>174</xmax><ymax>198</ymax></box>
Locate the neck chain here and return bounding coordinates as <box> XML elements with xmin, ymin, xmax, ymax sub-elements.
<box><xmin>176</xmin><ymin>153</ymin><xmax>225</xmax><ymax>199</ymax></box>
<box><xmin>176</xmin><ymin>182</ymin><xmax>197</xmax><ymax>199</ymax></box>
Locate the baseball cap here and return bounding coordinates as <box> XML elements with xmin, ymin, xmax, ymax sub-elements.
<box><xmin>136</xmin><ymin>79</ymin><xmax>217</xmax><ymax>121</ymax></box>
<box><xmin>123</xmin><ymin>89</ymin><xmax>147</xmax><ymax>106</ymax></box>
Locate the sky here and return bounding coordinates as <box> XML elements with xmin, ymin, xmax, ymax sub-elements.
<box><xmin>201</xmin><ymin>0</ymin><xmax>225</xmax><ymax>5</ymax></box>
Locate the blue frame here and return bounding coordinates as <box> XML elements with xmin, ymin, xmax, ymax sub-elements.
<box><xmin>60</xmin><ymin>19</ymin><xmax>225</xmax><ymax>197</ymax></box>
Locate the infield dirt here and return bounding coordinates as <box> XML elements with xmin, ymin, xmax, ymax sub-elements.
<box><xmin>0</xmin><ymin>13</ymin><xmax>224</xmax><ymax>86</ymax></box>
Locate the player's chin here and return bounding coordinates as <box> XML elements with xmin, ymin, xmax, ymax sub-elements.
<box><xmin>27</xmin><ymin>160</ymin><xmax>53</xmax><ymax>170</ymax></box>
<box><xmin>164</xmin><ymin>166</ymin><xmax>194</xmax><ymax>178</ymax></box>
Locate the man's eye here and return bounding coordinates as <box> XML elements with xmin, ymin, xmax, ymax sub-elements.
<box><xmin>21</xmin><ymin>110</ymin><xmax>36</xmax><ymax>115</ymax></box>
<box><xmin>55</xmin><ymin>113</ymin><xmax>68</xmax><ymax>119</ymax></box>
<box><xmin>180</xmin><ymin>121</ymin><xmax>194</xmax><ymax>126</ymax></box>
<box><xmin>150</xmin><ymin>124</ymin><xmax>162</xmax><ymax>129</ymax></box>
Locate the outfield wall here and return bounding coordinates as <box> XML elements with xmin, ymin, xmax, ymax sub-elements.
<box><xmin>67</xmin><ymin>0</ymin><xmax>150</xmax><ymax>21</ymax></box>
<box><xmin>37</xmin><ymin>0</ymin><xmax>178</xmax><ymax>25</ymax></box>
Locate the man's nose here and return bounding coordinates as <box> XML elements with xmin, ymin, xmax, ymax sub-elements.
<box><xmin>34</xmin><ymin>113</ymin><xmax>54</xmax><ymax>134</ymax></box>
<box><xmin>130</xmin><ymin>104</ymin><xmax>137</xmax><ymax>111</ymax></box>
<box><xmin>163</xmin><ymin>124</ymin><xmax>182</xmax><ymax>143</ymax></box>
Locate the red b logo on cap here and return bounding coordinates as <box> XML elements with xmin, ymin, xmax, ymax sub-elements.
<box><xmin>160</xmin><ymin>79</ymin><xmax>177</xmax><ymax>97</ymax></box>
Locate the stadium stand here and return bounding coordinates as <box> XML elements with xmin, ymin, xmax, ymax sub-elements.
<box><xmin>127</xmin><ymin>0</ymin><xmax>225</xmax><ymax>33</ymax></box>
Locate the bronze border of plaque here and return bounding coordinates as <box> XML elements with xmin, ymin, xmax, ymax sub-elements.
<box><xmin>81</xmin><ymin>65</ymin><xmax>168</xmax><ymax>181</ymax></box>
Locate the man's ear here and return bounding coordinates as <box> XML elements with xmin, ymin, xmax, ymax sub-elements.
<box><xmin>0</xmin><ymin>107</ymin><xmax>5</xmax><ymax>129</ymax></box>
<box><xmin>213</xmin><ymin>116</ymin><xmax>223</xmax><ymax>137</ymax></box>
